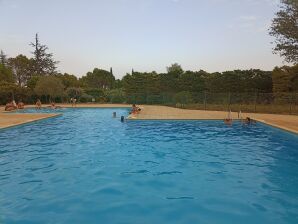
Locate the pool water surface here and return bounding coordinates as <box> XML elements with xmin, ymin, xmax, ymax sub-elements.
<box><xmin>0</xmin><ymin>108</ymin><xmax>298</xmax><ymax>224</ymax></box>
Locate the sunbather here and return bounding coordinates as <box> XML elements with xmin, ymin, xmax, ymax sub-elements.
<box><xmin>17</xmin><ymin>101</ymin><xmax>24</xmax><ymax>109</ymax></box>
<box><xmin>5</xmin><ymin>101</ymin><xmax>17</xmax><ymax>111</ymax></box>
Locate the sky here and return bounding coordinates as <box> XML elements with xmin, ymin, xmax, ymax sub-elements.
<box><xmin>0</xmin><ymin>0</ymin><xmax>288</xmax><ymax>79</ymax></box>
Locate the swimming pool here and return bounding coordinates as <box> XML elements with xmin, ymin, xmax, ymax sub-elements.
<box><xmin>1</xmin><ymin>108</ymin><xmax>298</xmax><ymax>223</ymax></box>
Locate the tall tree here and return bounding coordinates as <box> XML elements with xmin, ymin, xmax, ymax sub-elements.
<box><xmin>55</xmin><ymin>73</ymin><xmax>79</xmax><ymax>89</ymax></box>
<box><xmin>30</xmin><ymin>33</ymin><xmax>58</xmax><ymax>75</ymax></box>
<box><xmin>166</xmin><ymin>63</ymin><xmax>184</xmax><ymax>77</ymax></box>
<box><xmin>0</xmin><ymin>50</ymin><xmax>7</xmax><ymax>66</ymax></box>
<box><xmin>80</xmin><ymin>68</ymin><xmax>115</xmax><ymax>89</ymax></box>
<box><xmin>8</xmin><ymin>55</ymin><xmax>32</xmax><ymax>86</ymax></box>
<box><xmin>269</xmin><ymin>0</ymin><xmax>298</xmax><ymax>63</ymax></box>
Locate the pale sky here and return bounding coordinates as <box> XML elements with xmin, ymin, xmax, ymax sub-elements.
<box><xmin>0</xmin><ymin>0</ymin><xmax>288</xmax><ymax>79</ymax></box>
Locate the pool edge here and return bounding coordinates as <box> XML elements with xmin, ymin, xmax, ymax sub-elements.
<box><xmin>0</xmin><ymin>113</ymin><xmax>62</xmax><ymax>130</ymax></box>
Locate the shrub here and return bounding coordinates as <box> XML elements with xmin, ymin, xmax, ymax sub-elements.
<box><xmin>34</xmin><ymin>76</ymin><xmax>65</xmax><ymax>102</ymax></box>
<box><xmin>174</xmin><ymin>91</ymin><xmax>193</xmax><ymax>105</ymax></box>
<box><xmin>79</xmin><ymin>93</ymin><xmax>93</xmax><ymax>103</ymax></box>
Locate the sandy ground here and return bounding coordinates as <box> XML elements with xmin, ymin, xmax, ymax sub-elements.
<box><xmin>0</xmin><ymin>104</ymin><xmax>297</xmax><ymax>134</ymax></box>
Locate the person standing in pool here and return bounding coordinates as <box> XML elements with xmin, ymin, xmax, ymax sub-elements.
<box><xmin>243</xmin><ymin>117</ymin><xmax>256</xmax><ymax>125</ymax></box>
<box><xmin>224</xmin><ymin>110</ymin><xmax>232</xmax><ymax>125</ymax></box>
<box><xmin>36</xmin><ymin>99</ymin><xmax>42</xmax><ymax>109</ymax></box>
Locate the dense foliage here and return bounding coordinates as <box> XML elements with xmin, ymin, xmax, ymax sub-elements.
<box><xmin>0</xmin><ymin>30</ymin><xmax>297</xmax><ymax>107</ymax></box>
<box><xmin>270</xmin><ymin>0</ymin><xmax>298</xmax><ymax>63</ymax></box>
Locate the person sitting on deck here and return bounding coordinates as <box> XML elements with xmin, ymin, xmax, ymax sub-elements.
<box><xmin>17</xmin><ymin>100</ymin><xmax>24</xmax><ymax>109</ymax></box>
<box><xmin>4</xmin><ymin>100</ymin><xmax>17</xmax><ymax>111</ymax></box>
<box><xmin>36</xmin><ymin>99</ymin><xmax>42</xmax><ymax>109</ymax></box>
<box><xmin>130</xmin><ymin>104</ymin><xmax>141</xmax><ymax>114</ymax></box>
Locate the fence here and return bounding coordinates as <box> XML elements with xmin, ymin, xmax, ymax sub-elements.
<box><xmin>125</xmin><ymin>92</ymin><xmax>298</xmax><ymax>115</ymax></box>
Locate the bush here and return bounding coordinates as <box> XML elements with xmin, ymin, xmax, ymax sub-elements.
<box><xmin>106</xmin><ymin>88</ymin><xmax>125</xmax><ymax>103</ymax></box>
<box><xmin>34</xmin><ymin>76</ymin><xmax>65</xmax><ymax>102</ymax></box>
<box><xmin>0</xmin><ymin>81</ymin><xmax>35</xmax><ymax>104</ymax></box>
<box><xmin>174</xmin><ymin>91</ymin><xmax>193</xmax><ymax>105</ymax></box>
<box><xmin>84</xmin><ymin>88</ymin><xmax>104</xmax><ymax>98</ymax></box>
<box><xmin>79</xmin><ymin>93</ymin><xmax>93</xmax><ymax>103</ymax></box>
<box><xmin>66</xmin><ymin>87</ymin><xmax>84</xmax><ymax>99</ymax></box>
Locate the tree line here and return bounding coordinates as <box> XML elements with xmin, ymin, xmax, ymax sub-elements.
<box><xmin>0</xmin><ymin>35</ymin><xmax>297</xmax><ymax>105</ymax></box>
<box><xmin>0</xmin><ymin>0</ymin><xmax>297</xmax><ymax>106</ymax></box>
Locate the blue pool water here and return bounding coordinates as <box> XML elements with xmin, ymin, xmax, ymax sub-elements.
<box><xmin>0</xmin><ymin>108</ymin><xmax>298</xmax><ymax>224</ymax></box>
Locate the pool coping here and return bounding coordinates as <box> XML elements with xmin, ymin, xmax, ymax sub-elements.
<box><xmin>0</xmin><ymin>105</ymin><xmax>131</xmax><ymax>130</ymax></box>
<box><xmin>127</xmin><ymin>117</ymin><xmax>298</xmax><ymax>135</ymax></box>
<box><xmin>252</xmin><ymin>118</ymin><xmax>298</xmax><ymax>135</ymax></box>
<box><xmin>0</xmin><ymin>113</ymin><xmax>62</xmax><ymax>130</ymax></box>
<box><xmin>1</xmin><ymin>105</ymin><xmax>297</xmax><ymax>135</ymax></box>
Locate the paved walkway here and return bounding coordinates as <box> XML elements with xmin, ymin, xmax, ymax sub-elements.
<box><xmin>0</xmin><ymin>104</ymin><xmax>297</xmax><ymax>134</ymax></box>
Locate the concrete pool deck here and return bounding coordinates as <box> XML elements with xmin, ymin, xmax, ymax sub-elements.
<box><xmin>0</xmin><ymin>104</ymin><xmax>297</xmax><ymax>134</ymax></box>
<box><xmin>128</xmin><ymin>105</ymin><xmax>298</xmax><ymax>134</ymax></box>
<box><xmin>0</xmin><ymin>113</ymin><xmax>61</xmax><ymax>129</ymax></box>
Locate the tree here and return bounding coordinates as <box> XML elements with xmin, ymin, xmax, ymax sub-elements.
<box><xmin>174</xmin><ymin>91</ymin><xmax>193</xmax><ymax>106</ymax></box>
<box><xmin>272</xmin><ymin>65</ymin><xmax>298</xmax><ymax>93</ymax></box>
<box><xmin>8</xmin><ymin>55</ymin><xmax>32</xmax><ymax>86</ymax></box>
<box><xmin>26</xmin><ymin>76</ymin><xmax>40</xmax><ymax>89</ymax></box>
<box><xmin>80</xmin><ymin>68</ymin><xmax>115</xmax><ymax>89</ymax></box>
<box><xmin>34</xmin><ymin>76</ymin><xmax>64</xmax><ymax>101</ymax></box>
<box><xmin>106</xmin><ymin>88</ymin><xmax>125</xmax><ymax>103</ymax></box>
<box><xmin>0</xmin><ymin>64</ymin><xmax>14</xmax><ymax>83</ymax></box>
<box><xmin>0</xmin><ymin>81</ymin><xmax>18</xmax><ymax>104</ymax></box>
<box><xmin>0</xmin><ymin>50</ymin><xmax>8</xmax><ymax>66</ymax></box>
<box><xmin>269</xmin><ymin>0</ymin><xmax>298</xmax><ymax>63</ymax></box>
<box><xmin>166</xmin><ymin>63</ymin><xmax>184</xmax><ymax>76</ymax></box>
<box><xmin>55</xmin><ymin>73</ymin><xmax>79</xmax><ymax>89</ymax></box>
<box><xmin>66</xmin><ymin>87</ymin><xmax>84</xmax><ymax>99</ymax></box>
<box><xmin>30</xmin><ymin>33</ymin><xmax>58</xmax><ymax>75</ymax></box>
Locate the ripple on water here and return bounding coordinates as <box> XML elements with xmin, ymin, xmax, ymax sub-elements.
<box><xmin>0</xmin><ymin>109</ymin><xmax>298</xmax><ymax>224</ymax></box>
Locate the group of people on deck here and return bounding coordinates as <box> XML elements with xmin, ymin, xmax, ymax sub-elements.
<box><xmin>4</xmin><ymin>99</ymin><xmax>63</xmax><ymax>111</ymax></box>
<box><xmin>4</xmin><ymin>100</ymin><xmax>24</xmax><ymax>111</ymax></box>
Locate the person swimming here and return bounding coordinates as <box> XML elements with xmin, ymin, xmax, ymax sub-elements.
<box><xmin>48</xmin><ymin>102</ymin><xmax>61</xmax><ymax>109</ymax></box>
<box><xmin>243</xmin><ymin>117</ymin><xmax>256</xmax><ymax>125</ymax></box>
